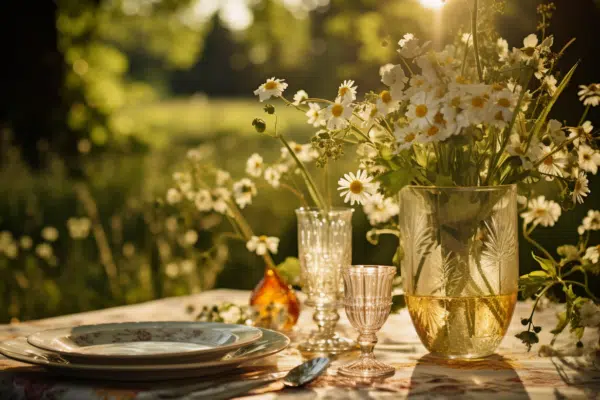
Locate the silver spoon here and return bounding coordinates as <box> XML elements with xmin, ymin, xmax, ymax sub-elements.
<box><xmin>178</xmin><ymin>357</ymin><xmax>330</xmax><ymax>400</ymax></box>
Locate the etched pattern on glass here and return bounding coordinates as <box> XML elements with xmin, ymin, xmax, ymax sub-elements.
<box><xmin>398</xmin><ymin>185</ymin><xmax>518</xmax><ymax>359</ymax></box>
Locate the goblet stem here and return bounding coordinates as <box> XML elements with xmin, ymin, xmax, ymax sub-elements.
<box><xmin>357</xmin><ymin>332</ymin><xmax>377</xmax><ymax>360</ymax></box>
<box><xmin>314</xmin><ymin>305</ymin><xmax>340</xmax><ymax>338</ymax></box>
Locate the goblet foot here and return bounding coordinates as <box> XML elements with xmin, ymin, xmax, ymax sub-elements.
<box><xmin>297</xmin><ymin>334</ymin><xmax>354</xmax><ymax>355</ymax></box>
<box><xmin>338</xmin><ymin>357</ymin><xmax>395</xmax><ymax>378</ymax></box>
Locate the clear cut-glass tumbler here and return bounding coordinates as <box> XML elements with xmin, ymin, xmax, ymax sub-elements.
<box><xmin>339</xmin><ymin>265</ymin><xmax>396</xmax><ymax>378</ymax></box>
<box><xmin>296</xmin><ymin>207</ymin><xmax>354</xmax><ymax>355</ymax></box>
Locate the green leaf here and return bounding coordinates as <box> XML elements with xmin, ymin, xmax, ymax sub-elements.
<box><xmin>515</xmin><ymin>330</ymin><xmax>539</xmax><ymax>351</ymax></box>
<box><xmin>519</xmin><ymin>271</ymin><xmax>550</xmax><ymax>299</ymax></box>
<box><xmin>276</xmin><ymin>257</ymin><xmax>301</xmax><ymax>287</ymax></box>
<box><xmin>433</xmin><ymin>174</ymin><xmax>454</xmax><ymax>186</ymax></box>
<box><xmin>532</xmin><ymin>252</ymin><xmax>556</xmax><ymax>277</ymax></box>
<box><xmin>376</xmin><ymin>169</ymin><xmax>416</xmax><ymax>195</ymax></box>
<box><xmin>551</xmin><ymin>310</ymin><xmax>569</xmax><ymax>335</ymax></box>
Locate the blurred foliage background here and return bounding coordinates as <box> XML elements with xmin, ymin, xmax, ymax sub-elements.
<box><xmin>0</xmin><ymin>0</ymin><xmax>598</xmax><ymax>322</ymax></box>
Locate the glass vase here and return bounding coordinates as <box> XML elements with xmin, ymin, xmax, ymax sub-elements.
<box><xmin>398</xmin><ymin>185</ymin><xmax>518</xmax><ymax>359</ymax></box>
<box><xmin>296</xmin><ymin>207</ymin><xmax>354</xmax><ymax>355</ymax></box>
<box><xmin>250</xmin><ymin>266</ymin><xmax>300</xmax><ymax>331</ymax></box>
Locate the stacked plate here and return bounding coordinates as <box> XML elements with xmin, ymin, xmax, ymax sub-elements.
<box><xmin>0</xmin><ymin>322</ymin><xmax>290</xmax><ymax>381</ymax></box>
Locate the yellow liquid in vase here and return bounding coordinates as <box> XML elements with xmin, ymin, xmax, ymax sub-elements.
<box><xmin>406</xmin><ymin>293</ymin><xmax>517</xmax><ymax>359</ymax></box>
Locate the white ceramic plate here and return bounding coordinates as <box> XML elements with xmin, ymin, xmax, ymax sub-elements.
<box><xmin>27</xmin><ymin>322</ymin><xmax>262</xmax><ymax>364</ymax></box>
<box><xmin>0</xmin><ymin>328</ymin><xmax>289</xmax><ymax>381</ymax></box>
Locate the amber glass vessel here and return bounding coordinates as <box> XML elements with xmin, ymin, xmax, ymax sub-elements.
<box><xmin>250</xmin><ymin>266</ymin><xmax>300</xmax><ymax>331</ymax></box>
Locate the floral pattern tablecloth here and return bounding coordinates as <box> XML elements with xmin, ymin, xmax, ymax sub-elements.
<box><xmin>1</xmin><ymin>289</ymin><xmax>599</xmax><ymax>399</ymax></box>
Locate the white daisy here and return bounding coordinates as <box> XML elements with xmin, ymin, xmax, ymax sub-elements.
<box><xmin>579</xmin><ymin>301</ymin><xmax>600</xmax><ymax>327</ymax></box>
<box><xmin>281</xmin><ymin>141</ymin><xmax>318</xmax><ymax>163</ymax></box>
<box><xmin>537</xmin><ymin>146</ymin><xmax>568</xmax><ymax>179</ymax></box>
<box><xmin>253</xmin><ymin>77</ymin><xmax>288</xmax><ymax>102</ymax></box>
<box><xmin>292</xmin><ymin>90</ymin><xmax>309</xmax><ymax>106</ymax></box>
<box><xmin>546</xmin><ymin>119</ymin><xmax>565</xmax><ymax>144</ymax></box>
<box><xmin>578</xmin><ymin>83</ymin><xmax>600</xmax><ymax>107</ymax></box>
<box><xmin>488</xmin><ymin>88</ymin><xmax>517</xmax><ymax>128</ymax></box>
<box><xmin>305</xmin><ymin>103</ymin><xmax>324</xmax><ymax>127</ymax></box>
<box><xmin>186</xmin><ymin>149</ymin><xmax>203</xmax><ymax>162</ymax></box>
<box><xmin>568</xmin><ymin>121</ymin><xmax>593</xmax><ymax>147</ymax></box>
<box><xmin>212</xmin><ymin>188</ymin><xmax>231</xmax><ymax>214</ymax></box>
<box><xmin>394</xmin><ymin>126</ymin><xmax>419</xmax><ymax>151</ymax></box>
<box><xmin>376</xmin><ymin>90</ymin><xmax>399</xmax><ymax>115</ymax></box>
<box><xmin>215</xmin><ymin>169</ymin><xmax>231</xmax><ymax>186</ymax></box>
<box><xmin>337</xmin><ymin>80</ymin><xmax>358</xmax><ymax>103</ymax></box>
<box><xmin>520</xmin><ymin>196</ymin><xmax>561</xmax><ymax>227</ymax></box>
<box><xmin>245</xmin><ymin>153</ymin><xmax>264</xmax><ymax>178</ymax></box>
<box><xmin>195</xmin><ymin>189</ymin><xmax>213</xmax><ymax>212</ymax></box>
<box><xmin>357</xmin><ymin>103</ymin><xmax>381</xmax><ymax>128</ymax></box>
<box><xmin>497</xmin><ymin>38</ymin><xmax>509</xmax><ymax>61</ymax></box>
<box><xmin>542</xmin><ymin>75</ymin><xmax>558</xmax><ymax>96</ymax></box>
<box><xmin>363</xmin><ymin>193</ymin><xmax>400</xmax><ymax>225</ymax></box>
<box><xmin>506</xmin><ymin>134</ymin><xmax>534</xmax><ymax>169</ymax></box>
<box><xmin>572</xmin><ymin>172</ymin><xmax>590</xmax><ymax>204</ymax></box>
<box><xmin>461</xmin><ymin>84</ymin><xmax>490</xmax><ymax>124</ymax></box>
<box><xmin>380</xmin><ymin>63</ymin><xmax>408</xmax><ymax>99</ymax></box>
<box><xmin>578</xmin><ymin>145</ymin><xmax>600</xmax><ymax>174</ymax></box>
<box><xmin>166</xmin><ymin>188</ymin><xmax>182</xmax><ymax>205</ymax></box>
<box><xmin>41</xmin><ymin>227</ymin><xmax>59</xmax><ymax>242</ymax></box>
<box><xmin>581</xmin><ymin>210</ymin><xmax>600</xmax><ymax>232</ymax></box>
<box><xmin>233</xmin><ymin>178</ymin><xmax>257</xmax><ymax>209</ymax></box>
<box><xmin>461</xmin><ymin>32</ymin><xmax>473</xmax><ymax>47</ymax></box>
<box><xmin>406</xmin><ymin>91</ymin><xmax>439</xmax><ymax>130</ymax></box>
<box><xmin>520</xmin><ymin>33</ymin><xmax>539</xmax><ymax>60</ymax></box>
<box><xmin>324</xmin><ymin>98</ymin><xmax>353</xmax><ymax>130</ymax></box>
<box><xmin>246</xmin><ymin>235</ymin><xmax>279</xmax><ymax>256</ymax></box>
<box><xmin>398</xmin><ymin>33</ymin><xmax>429</xmax><ymax>59</ymax></box>
<box><xmin>337</xmin><ymin>170</ymin><xmax>377</xmax><ymax>205</ymax></box>
<box><xmin>264</xmin><ymin>166</ymin><xmax>281</xmax><ymax>188</ymax></box>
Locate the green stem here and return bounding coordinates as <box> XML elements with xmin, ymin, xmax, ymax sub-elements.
<box><xmin>278</xmin><ymin>135</ymin><xmax>327</xmax><ymax>210</ymax></box>
<box><xmin>471</xmin><ymin>0</ymin><xmax>483</xmax><ymax>82</ymax></box>
<box><xmin>523</xmin><ymin>223</ymin><xmax>558</xmax><ymax>264</ymax></box>
<box><xmin>578</xmin><ymin>105</ymin><xmax>590</xmax><ymax>126</ymax></box>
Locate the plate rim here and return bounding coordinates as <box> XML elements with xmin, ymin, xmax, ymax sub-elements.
<box><xmin>26</xmin><ymin>321</ymin><xmax>263</xmax><ymax>360</ymax></box>
<box><xmin>1</xmin><ymin>328</ymin><xmax>289</xmax><ymax>372</ymax></box>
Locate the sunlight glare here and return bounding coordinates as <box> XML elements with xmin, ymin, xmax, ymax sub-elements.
<box><xmin>419</xmin><ymin>0</ymin><xmax>445</xmax><ymax>9</ymax></box>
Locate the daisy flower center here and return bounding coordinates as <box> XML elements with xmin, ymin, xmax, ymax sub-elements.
<box><xmin>543</xmin><ymin>156</ymin><xmax>554</xmax><ymax>166</ymax></box>
<box><xmin>349</xmin><ymin>180</ymin><xmax>364</xmax><ymax>194</ymax></box>
<box><xmin>583</xmin><ymin>154</ymin><xmax>591</xmax><ymax>161</ymax></box>
<box><xmin>471</xmin><ymin>96</ymin><xmax>486</xmax><ymax>108</ymax></box>
<box><xmin>294</xmin><ymin>144</ymin><xmax>303</xmax><ymax>152</ymax></box>
<box><xmin>339</xmin><ymin>87</ymin><xmax>349</xmax><ymax>97</ymax></box>
<box><xmin>492</xmin><ymin>82</ymin><xmax>506</xmax><ymax>91</ymax></box>
<box><xmin>415</xmin><ymin>104</ymin><xmax>428</xmax><ymax>118</ymax></box>
<box><xmin>380</xmin><ymin>90</ymin><xmax>392</xmax><ymax>104</ymax></box>
<box><xmin>534</xmin><ymin>208</ymin><xmax>547</xmax><ymax>217</ymax></box>
<box><xmin>332</xmin><ymin>104</ymin><xmax>344</xmax><ymax>117</ymax></box>
<box><xmin>259</xmin><ymin>235</ymin><xmax>268</xmax><ymax>242</ymax></box>
<box><xmin>497</xmin><ymin>98</ymin><xmax>511</xmax><ymax>108</ymax></box>
<box><xmin>450</xmin><ymin>97</ymin><xmax>461</xmax><ymax>108</ymax></box>
<box><xmin>427</xmin><ymin>126</ymin><xmax>440</xmax><ymax>136</ymax></box>
<box><xmin>523</xmin><ymin>47</ymin><xmax>536</xmax><ymax>57</ymax></box>
<box><xmin>575</xmin><ymin>181</ymin><xmax>582</xmax><ymax>191</ymax></box>
<box><xmin>455</xmin><ymin>75</ymin><xmax>468</xmax><ymax>84</ymax></box>
<box><xmin>265</xmin><ymin>81</ymin><xmax>278</xmax><ymax>90</ymax></box>
<box><xmin>405</xmin><ymin>133</ymin><xmax>416</xmax><ymax>142</ymax></box>
<box><xmin>433</xmin><ymin>112</ymin><xmax>445</xmax><ymax>125</ymax></box>
<box><xmin>494</xmin><ymin>110</ymin><xmax>505</xmax><ymax>121</ymax></box>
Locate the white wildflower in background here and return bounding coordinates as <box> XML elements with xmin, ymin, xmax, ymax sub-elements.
<box><xmin>292</xmin><ymin>90</ymin><xmax>309</xmax><ymax>106</ymax></box>
<box><xmin>357</xmin><ymin>103</ymin><xmax>381</xmax><ymax>128</ymax></box>
<box><xmin>264</xmin><ymin>166</ymin><xmax>281</xmax><ymax>188</ymax></box>
<box><xmin>233</xmin><ymin>178</ymin><xmax>257</xmax><ymax>209</ymax></box>
<box><xmin>568</xmin><ymin>121</ymin><xmax>593</xmax><ymax>147</ymax></box>
<box><xmin>542</xmin><ymin>75</ymin><xmax>558</xmax><ymax>96</ymax></box>
<box><xmin>212</xmin><ymin>188</ymin><xmax>231</xmax><ymax>214</ymax></box>
<box><xmin>461</xmin><ymin>33</ymin><xmax>473</xmax><ymax>47</ymax></box>
<box><xmin>41</xmin><ymin>227</ymin><xmax>59</xmax><ymax>242</ymax></box>
<box><xmin>180</xmin><ymin>259</ymin><xmax>195</xmax><ymax>274</ymax></box>
<box><xmin>578</xmin><ymin>83</ymin><xmax>600</xmax><ymax>107</ymax></box>
<box><xmin>520</xmin><ymin>33</ymin><xmax>539</xmax><ymax>60</ymax></box>
<box><xmin>579</xmin><ymin>301</ymin><xmax>600</xmax><ymax>327</ymax></box>
<box><xmin>165</xmin><ymin>262</ymin><xmax>179</xmax><ymax>278</ymax></box>
<box><xmin>165</xmin><ymin>216</ymin><xmax>178</xmax><ymax>233</ymax></box>
<box><xmin>253</xmin><ymin>77</ymin><xmax>288</xmax><ymax>102</ymax></box>
<box><xmin>0</xmin><ymin>233</ymin><xmax>18</xmax><ymax>259</ymax></box>
<box><xmin>583</xmin><ymin>246</ymin><xmax>600</xmax><ymax>264</ymax></box>
<box><xmin>579</xmin><ymin>210</ymin><xmax>600</xmax><ymax>235</ymax></box>
<box><xmin>195</xmin><ymin>190</ymin><xmax>213</xmax><ymax>212</ymax></box>
<box><xmin>67</xmin><ymin>218</ymin><xmax>91</xmax><ymax>240</ymax></box>
<box><xmin>220</xmin><ymin>306</ymin><xmax>242</xmax><ymax>323</ymax></box>
<box><xmin>305</xmin><ymin>103</ymin><xmax>324</xmax><ymax>127</ymax></box>
<box><xmin>520</xmin><ymin>196</ymin><xmax>561</xmax><ymax>227</ymax></box>
<box><xmin>497</xmin><ymin>37</ymin><xmax>509</xmax><ymax>61</ymax></box>
<box><xmin>245</xmin><ymin>153</ymin><xmax>264</xmax><ymax>177</ymax></box>
<box><xmin>376</xmin><ymin>90</ymin><xmax>399</xmax><ymax>115</ymax></box>
<box><xmin>19</xmin><ymin>236</ymin><xmax>33</xmax><ymax>250</ymax></box>
<box><xmin>363</xmin><ymin>194</ymin><xmax>400</xmax><ymax>225</ymax></box>
<box><xmin>77</xmin><ymin>138</ymin><xmax>92</xmax><ymax>154</ymax></box>
<box><xmin>488</xmin><ymin>89</ymin><xmax>517</xmax><ymax>128</ymax></box>
<box><xmin>578</xmin><ymin>145</ymin><xmax>600</xmax><ymax>174</ymax></box>
<box><xmin>122</xmin><ymin>242</ymin><xmax>135</xmax><ymax>258</ymax></box>
<box><xmin>398</xmin><ymin>33</ymin><xmax>426</xmax><ymax>58</ymax></box>
<box><xmin>380</xmin><ymin>64</ymin><xmax>408</xmax><ymax>99</ymax></box>
<box><xmin>183</xmin><ymin>230</ymin><xmax>198</xmax><ymax>246</ymax></box>
<box><xmin>215</xmin><ymin>169</ymin><xmax>231</xmax><ymax>186</ymax></box>
<box><xmin>324</xmin><ymin>98</ymin><xmax>353</xmax><ymax>130</ymax></box>
<box><xmin>166</xmin><ymin>188</ymin><xmax>182</xmax><ymax>205</ymax></box>
<box><xmin>281</xmin><ymin>141</ymin><xmax>319</xmax><ymax>163</ymax></box>
<box><xmin>337</xmin><ymin>80</ymin><xmax>358</xmax><ymax>103</ymax></box>
<box><xmin>35</xmin><ymin>243</ymin><xmax>53</xmax><ymax>260</ymax></box>
<box><xmin>186</xmin><ymin>149</ymin><xmax>203</xmax><ymax>162</ymax></box>
<box><xmin>572</xmin><ymin>172</ymin><xmax>590</xmax><ymax>204</ymax></box>
<box><xmin>246</xmin><ymin>235</ymin><xmax>279</xmax><ymax>256</ymax></box>
<box><xmin>338</xmin><ymin>170</ymin><xmax>376</xmax><ymax>205</ymax></box>
<box><xmin>546</xmin><ymin>119</ymin><xmax>565</xmax><ymax>144</ymax></box>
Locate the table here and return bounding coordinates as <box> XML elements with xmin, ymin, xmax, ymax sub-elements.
<box><xmin>1</xmin><ymin>289</ymin><xmax>599</xmax><ymax>399</ymax></box>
